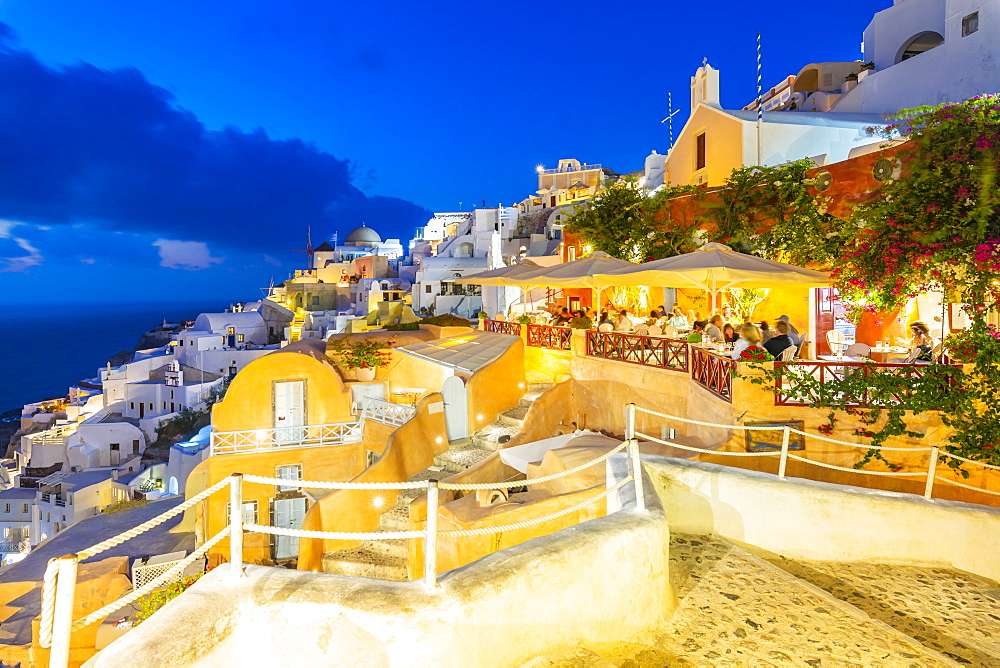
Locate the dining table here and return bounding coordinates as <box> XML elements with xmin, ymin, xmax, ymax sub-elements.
<box><xmin>867</xmin><ymin>346</ymin><xmax>910</xmax><ymax>363</ymax></box>
<box><xmin>817</xmin><ymin>355</ymin><xmax>868</xmax><ymax>363</ymax></box>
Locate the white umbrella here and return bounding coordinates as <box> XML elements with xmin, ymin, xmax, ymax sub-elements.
<box><xmin>595</xmin><ymin>242</ymin><xmax>830</xmax><ymax>311</ymax></box>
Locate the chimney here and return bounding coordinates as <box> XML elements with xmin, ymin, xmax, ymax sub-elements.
<box><xmin>112</xmin><ymin>469</ymin><xmax>119</xmax><ymax>481</ymax></box>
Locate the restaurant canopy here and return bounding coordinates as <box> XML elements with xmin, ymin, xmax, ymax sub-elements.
<box><xmin>451</xmin><ymin>259</ymin><xmax>541</xmax><ymax>287</ymax></box>
<box><xmin>595</xmin><ymin>242</ymin><xmax>831</xmax><ymax>305</ymax></box>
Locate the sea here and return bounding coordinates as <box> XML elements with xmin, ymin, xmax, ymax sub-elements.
<box><xmin>0</xmin><ymin>301</ymin><xmax>227</xmax><ymax>417</ymax></box>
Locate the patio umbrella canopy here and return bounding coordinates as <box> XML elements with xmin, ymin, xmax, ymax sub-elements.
<box><xmin>595</xmin><ymin>242</ymin><xmax>830</xmax><ymax>296</ymax></box>
<box><xmin>452</xmin><ymin>260</ymin><xmax>541</xmax><ymax>287</ymax></box>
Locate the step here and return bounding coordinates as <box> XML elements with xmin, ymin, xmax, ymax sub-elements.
<box><xmin>656</xmin><ymin>534</ymin><xmax>959</xmax><ymax>666</ymax></box>
<box><xmin>471</xmin><ymin>423</ymin><xmax>520</xmax><ymax>450</ymax></box>
<box><xmin>378</xmin><ymin>502</ymin><xmax>411</xmax><ymax>532</ymax></box>
<box><xmin>527</xmin><ymin>383</ymin><xmax>554</xmax><ymax>393</ymax></box>
<box><xmin>763</xmin><ymin>554</ymin><xmax>1000</xmax><ymax>664</ymax></box>
<box><xmin>433</xmin><ymin>443</ymin><xmax>493</xmax><ymax>473</ymax></box>
<box><xmin>321</xmin><ymin>546</ymin><xmax>408</xmax><ymax>581</ymax></box>
<box><xmin>358</xmin><ymin>537</ymin><xmax>409</xmax><ymax>561</ymax></box>
<box><xmin>498</xmin><ymin>405</ymin><xmax>529</xmax><ymax>427</ymax></box>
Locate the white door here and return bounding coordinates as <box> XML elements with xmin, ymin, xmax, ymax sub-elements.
<box><xmin>274</xmin><ymin>381</ymin><xmax>305</xmax><ymax>445</ymax></box>
<box><xmin>441</xmin><ymin>375</ymin><xmax>468</xmax><ymax>441</ymax></box>
<box><xmin>272</xmin><ymin>497</ymin><xmax>307</xmax><ymax>560</ymax></box>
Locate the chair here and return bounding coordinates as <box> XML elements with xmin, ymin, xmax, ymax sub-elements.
<box><xmin>796</xmin><ymin>339</ymin><xmax>811</xmax><ymax>360</ymax></box>
<box><xmin>598</xmin><ymin>323</ymin><xmax>613</xmax><ymax>332</ymax></box>
<box><xmin>778</xmin><ymin>346</ymin><xmax>797</xmax><ymax>361</ymax></box>
<box><xmin>889</xmin><ymin>349</ymin><xmax>920</xmax><ymax>364</ymax></box>
<box><xmin>844</xmin><ymin>343</ymin><xmax>871</xmax><ymax>359</ymax></box>
<box><xmin>648</xmin><ymin>326</ymin><xmax>663</xmax><ymax>337</ymax></box>
<box><xmin>661</xmin><ymin>325</ymin><xmax>676</xmax><ymax>338</ymax></box>
<box><xmin>826</xmin><ymin>330</ymin><xmax>847</xmax><ymax>354</ymax></box>
<box><xmin>633</xmin><ymin>326</ymin><xmax>650</xmax><ymax>336</ymax></box>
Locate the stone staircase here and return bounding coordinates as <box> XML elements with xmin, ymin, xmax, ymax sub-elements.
<box><xmin>529</xmin><ymin>534</ymin><xmax>1000</xmax><ymax>666</ymax></box>
<box><xmin>321</xmin><ymin>383</ymin><xmax>553</xmax><ymax>580</ymax></box>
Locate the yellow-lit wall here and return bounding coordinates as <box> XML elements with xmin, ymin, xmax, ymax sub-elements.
<box><xmin>466</xmin><ymin>340</ymin><xmax>526</xmax><ymax>433</ymax></box>
<box><xmin>666</xmin><ymin>105</ymin><xmax>744</xmax><ymax>187</ymax></box>
<box><xmin>297</xmin><ymin>393</ymin><xmax>450</xmax><ymax>572</ymax></box>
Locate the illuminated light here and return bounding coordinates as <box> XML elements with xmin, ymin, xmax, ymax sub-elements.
<box><xmin>477</xmin><ymin>414</ymin><xmax>484</xmax><ymax>421</ymax></box>
<box><xmin>436</xmin><ymin>436</ymin><xmax>443</xmax><ymax>444</ymax></box>
<box><xmin>518</xmin><ymin>383</ymin><xmax>525</xmax><ymax>389</ymax></box>
<box><xmin>371</xmin><ymin>494</ymin><xmax>387</xmax><ymax>510</ymax></box>
<box><xmin>583</xmin><ymin>245</ymin><xmax>593</xmax><ymax>255</ymax></box>
<box><xmin>253</xmin><ymin>429</ymin><xmax>267</xmax><ymax>444</ymax></box>
<box><xmin>535</xmin><ymin>164</ymin><xmax>545</xmax><ymax>173</ymax></box>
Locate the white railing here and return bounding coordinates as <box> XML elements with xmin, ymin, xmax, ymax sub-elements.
<box><xmin>39</xmin><ymin>424</ymin><xmax>648</xmax><ymax>668</ymax></box>
<box><xmin>132</xmin><ymin>557</ymin><xmax>190</xmax><ymax>589</ymax></box>
<box><xmin>360</xmin><ymin>398</ymin><xmax>416</xmax><ymax>427</ymax></box>
<box><xmin>210</xmin><ymin>421</ymin><xmax>362</xmax><ymax>455</ymax></box>
<box><xmin>631</xmin><ymin>405</ymin><xmax>1000</xmax><ymax>501</ymax></box>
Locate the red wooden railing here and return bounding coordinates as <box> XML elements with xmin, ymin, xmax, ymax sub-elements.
<box><xmin>484</xmin><ymin>319</ymin><xmax>522</xmax><ymax>336</ymax></box>
<box><xmin>526</xmin><ymin>324</ymin><xmax>572</xmax><ymax>351</ymax></box>
<box><xmin>774</xmin><ymin>360</ymin><xmax>960</xmax><ymax>407</ymax></box>
<box><xmin>585</xmin><ymin>331</ymin><xmax>689</xmax><ymax>372</ymax></box>
<box><xmin>690</xmin><ymin>346</ymin><xmax>736</xmax><ymax>402</ymax></box>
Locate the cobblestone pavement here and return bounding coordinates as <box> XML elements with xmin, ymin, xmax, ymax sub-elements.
<box><xmin>530</xmin><ymin>534</ymin><xmax>964</xmax><ymax>666</ymax></box>
<box><xmin>762</xmin><ymin>556</ymin><xmax>1000</xmax><ymax>666</ymax></box>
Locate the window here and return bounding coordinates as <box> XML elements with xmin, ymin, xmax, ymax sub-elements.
<box><xmin>132</xmin><ymin>439</ymin><xmax>140</xmax><ymax>452</ymax></box>
<box><xmin>695</xmin><ymin>133</ymin><xmax>707</xmax><ymax>171</ymax></box>
<box><xmin>276</xmin><ymin>464</ymin><xmax>303</xmax><ymax>492</ymax></box>
<box><xmin>111</xmin><ymin>443</ymin><xmax>120</xmax><ymax>451</ymax></box>
<box><xmin>3</xmin><ymin>504</ymin><xmax>8</xmax><ymax>513</ymax></box>
<box><xmin>226</xmin><ymin>500</ymin><xmax>259</xmax><ymax>525</ymax></box>
<box><xmin>227</xmin><ymin>327</ymin><xmax>235</xmax><ymax>336</ymax></box>
<box><xmin>963</xmin><ymin>12</ymin><xmax>979</xmax><ymax>36</ymax></box>
<box><xmin>22</xmin><ymin>504</ymin><xmax>28</xmax><ymax>514</ymax></box>
<box><xmin>425</xmin><ymin>284</ymin><xmax>432</xmax><ymax>294</ymax></box>
<box><xmin>130</xmin><ymin>402</ymin><xmax>135</xmax><ymax>410</ymax></box>
<box><xmin>311</xmin><ymin>296</ymin><xmax>320</xmax><ymax>306</ymax></box>
<box><xmin>238</xmin><ymin>333</ymin><xmax>245</xmax><ymax>342</ymax></box>
<box><xmin>65</xmin><ymin>494</ymin><xmax>72</xmax><ymax>506</ymax></box>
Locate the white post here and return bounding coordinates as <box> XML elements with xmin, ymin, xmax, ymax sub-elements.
<box><xmin>628</xmin><ymin>439</ymin><xmax>646</xmax><ymax>513</ymax></box>
<box><xmin>625</xmin><ymin>403</ymin><xmax>636</xmax><ymax>442</ymax></box>
<box><xmin>924</xmin><ymin>446</ymin><xmax>939</xmax><ymax>500</ymax></box>
<box><xmin>778</xmin><ymin>427</ymin><xmax>790</xmax><ymax>479</ymax></box>
<box><xmin>229</xmin><ymin>474</ymin><xmax>244</xmax><ymax>577</ymax></box>
<box><xmin>424</xmin><ymin>480</ymin><xmax>440</xmax><ymax>588</ymax></box>
<box><xmin>49</xmin><ymin>554</ymin><xmax>79</xmax><ymax>668</ymax></box>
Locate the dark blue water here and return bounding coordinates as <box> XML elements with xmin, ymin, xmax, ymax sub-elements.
<box><xmin>0</xmin><ymin>301</ymin><xmax>225</xmax><ymax>414</ymax></box>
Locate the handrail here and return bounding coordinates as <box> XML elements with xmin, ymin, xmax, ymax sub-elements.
<box><xmin>40</xmin><ymin>432</ymin><xmax>646</xmax><ymax>668</ymax></box>
<box><xmin>631</xmin><ymin>405</ymin><xmax>1000</xmax><ymax>497</ymax></box>
<box><xmin>210</xmin><ymin>421</ymin><xmax>362</xmax><ymax>455</ymax></box>
<box><xmin>690</xmin><ymin>347</ymin><xmax>736</xmax><ymax>402</ymax></box>
<box><xmin>586</xmin><ymin>330</ymin><xmax>689</xmax><ymax>372</ymax></box>
<box><xmin>483</xmin><ymin>319</ymin><xmax>521</xmax><ymax>335</ymax></box>
<box><xmin>360</xmin><ymin>398</ymin><xmax>416</xmax><ymax>427</ymax></box>
<box><xmin>774</xmin><ymin>359</ymin><xmax>963</xmax><ymax>407</ymax></box>
<box><xmin>526</xmin><ymin>323</ymin><xmax>572</xmax><ymax>351</ymax></box>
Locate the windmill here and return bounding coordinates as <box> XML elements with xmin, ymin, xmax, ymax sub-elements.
<box><xmin>292</xmin><ymin>226</ymin><xmax>316</xmax><ymax>269</ymax></box>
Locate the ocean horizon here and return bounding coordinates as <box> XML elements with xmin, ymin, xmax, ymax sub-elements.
<box><xmin>0</xmin><ymin>300</ymin><xmax>229</xmax><ymax>415</ymax></box>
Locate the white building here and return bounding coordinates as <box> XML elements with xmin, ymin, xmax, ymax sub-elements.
<box><xmin>192</xmin><ymin>311</ymin><xmax>269</xmax><ymax>347</ymax></box>
<box><xmin>32</xmin><ymin>469</ymin><xmax>133</xmax><ymax>544</ymax></box>
<box><xmin>0</xmin><ymin>488</ymin><xmax>35</xmax><ymax>563</ymax></box>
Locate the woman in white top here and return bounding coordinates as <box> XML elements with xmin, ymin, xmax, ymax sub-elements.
<box><xmin>667</xmin><ymin>306</ymin><xmax>688</xmax><ymax>329</ymax></box>
<box><xmin>731</xmin><ymin>323</ymin><xmax>763</xmax><ymax>360</ymax></box>
<box><xmin>614</xmin><ymin>309</ymin><xmax>633</xmax><ymax>332</ymax></box>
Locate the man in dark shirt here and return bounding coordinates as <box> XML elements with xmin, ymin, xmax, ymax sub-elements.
<box><xmin>764</xmin><ymin>320</ymin><xmax>796</xmax><ymax>358</ymax></box>
<box><xmin>777</xmin><ymin>315</ymin><xmax>801</xmax><ymax>346</ymax></box>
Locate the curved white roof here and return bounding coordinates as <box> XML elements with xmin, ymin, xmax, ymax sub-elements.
<box><xmin>193</xmin><ymin>311</ymin><xmax>265</xmax><ymax>332</ymax></box>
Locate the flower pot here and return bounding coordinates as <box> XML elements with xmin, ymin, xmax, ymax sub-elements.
<box><xmin>355</xmin><ymin>367</ymin><xmax>377</xmax><ymax>382</ymax></box>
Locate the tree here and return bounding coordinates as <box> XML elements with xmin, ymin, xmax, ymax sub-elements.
<box><xmin>564</xmin><ymin>180</ymin><xmax>654</xmax><ymax>261</ymax></box>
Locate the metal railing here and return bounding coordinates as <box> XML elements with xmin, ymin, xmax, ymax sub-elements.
<box><xmin>631</xmin><ymin>405</ymin><xmax>1000</xmax><ymax>501</ymax></box>
<box><xmin>540</xmin><ymin>163</ymin><xmax>602</xmax><ymax>174</ymax></box>
<box><xmin>690</xmin><ymin>347</ymin><xmax>736</xmax><ymax>402</ymax></box>
<box><xmin>526</xmin><ymin>324</ymin><xmax>572</xmax><ymax>351</ymax></box>
<box><xmin>210</xmin><ymin>421</ymin><xmax>362</xmax><ymax>455</ymax></box>
<box><xmin>360</xmin><ymin>398</ymin><xmax>416</xmax><ymax>427</ymax></box>
<box><xmin>39</xmin><ymin>419</ymin><xmax>648</xmax><ymax>668</ymax></box>
<box><xmin>775</xmin><ymin>360</ymin><xmax>961</xmax><ymax>407</ymax></box>
<box><xmin>484</xmin><ymin>319</ymin><xmax>521</xmax><ymax>336</ymax></box>
<box><xmin>132</xmin><ymin>556</ymin><xmax>190</xmax><ymax>589</ymax></box>
<box><xmin>586</xmin><ymin>331</ymin><xmax>689</xmax><ymax>372</ymax></box>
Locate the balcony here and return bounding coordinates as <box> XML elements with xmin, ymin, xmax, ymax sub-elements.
<box><xmin>210</xmin><ymin>421</ymin><xmax>363</xmax><ymax>456</ymax></box>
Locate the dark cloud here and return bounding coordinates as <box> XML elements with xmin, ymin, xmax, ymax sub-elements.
<box><xmin>0</xmin><ymin>25</ymin><xmax>429</xmax><ymax>251</ymax></box>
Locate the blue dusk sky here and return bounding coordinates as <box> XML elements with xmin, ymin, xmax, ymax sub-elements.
<box><xmin>0</xmin><ymin>0</ymin><xmax>886</xmax><ymax>306</ymax></box>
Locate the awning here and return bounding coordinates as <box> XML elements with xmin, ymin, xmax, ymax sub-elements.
<box><xmin>395</xmin><ymin>331</ymin><xmax>519</xmax><ymax>374</ymax></box>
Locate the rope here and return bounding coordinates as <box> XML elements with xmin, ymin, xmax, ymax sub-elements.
<box><xmin>784</xmin><ymin>453</ymin><xmax>925</xmax><ymax>477</ymax></box>
<box><xmin>71</xmin><ymin>527</ymin><xmax>231</xmax><ymax>631</ymax></box>
<box><xmin>439</xmin><ymin>441</ymin><xmax>629</xmax><ymax>490</ymax></box>
<box><xmin>243</xmin><ymin>524</ymin><xmax>426</xmax><ymax>540</ymax></box>
<box><xmin>77</xmin><ymin>477</ymin><xmax>233</xmax><ymax>560</ymax></box>
<box><xmin>936</xmin><ymin>477</ymin><xmax>1000</xmax><ymax>496</ymax></box>
<box><xmin>242</xmin><ymin>474</ymin><xmax>427</xmax><ymax>490</ymax></box>
<box><xmin>939</xmin><ymin>450</ymin><xmax>1000</xmax><ymax>471</ymax></box>
<box><xmin>438</xmin><ymin>477</ymin><xmax>634</xmax><ymax>536</ymax></box>
<box><xmin>37</xmin><ymin>558</ymin><xmax>61</xmax><ymax>648</ymax></box>
<box><xmin>634</xmin><ymin>431</ymin><xmax>780</xmax><ymax>458</ymax></box>
<box><xmin>634</xmin><ymin>406</ymin><xmax>930</xmax><ymax>453</ymax></box>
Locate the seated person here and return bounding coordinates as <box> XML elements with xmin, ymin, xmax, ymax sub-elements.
<box><xmin>614</xmin><ymin>309</ymin><xmax>633</xmax><ymax>332</ymax></box>
<box><xmin>723</xmin><ymin>323</ymin><xmax>740</xmax><ymax>344</ymax></box>
<box><xmin>763</xmin><ymin>320</ymin><xmax>795</xmax><ymax>358</ymax></box>
<box><xmin>777</xmin><ymin>315</ymin><xmax>801</xmax><ymax>346</ymax></box>
<box><xmin>551</xmin><ymin>307</ymin><xmax>572</xmax><ymax>326</ymax></box>
<box><xmin>598</xmin><ymin>312</ymin><xmax>614</xmax><ymax>327</ymax></box>
<box><xmin>656</xmin><ymin>304</ymin><xmax>668</xmax><ymax>317</ymax></box>
<box><xmin>891</xmin><ymin>321</ymin><xmax>934</xmax><ymax>362</ymax></box>
<box><xmin>759</xmin><ymin>321</ymin><xmax>774</xmax><ymax>342</ymax></box>
<box><xmin>731</xmin><ymin>323</ymin><xmax>763</xmax><ymax>360</ymax></box>
<box><xmin>644</xmin><ymin>310</ymin><xmax>661</xmax><ymax>327</ymax></box>
<box><xmin>703</xmin><ymin>315</ymin><xmax>724</xmax><ymax>343</ymax></box>
<box><xmin>667</xmin><ymin>307</ymin><xmax>689</xmax><ymax>329</ymax></box>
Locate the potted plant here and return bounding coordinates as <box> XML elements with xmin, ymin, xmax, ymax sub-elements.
<box><xmin>846</xmin><ymin>72</ymin><xmax>859</xmax><ymax>82</ymax></box>
<box><xmin>476</xmin><ymin>311</ymin><xmax>488</xmax><ymax>329</ymax></box>
<box><xmin>328</xmin><ymin>336</ymin><xmax>394</xmax><ymax>381</ymax></box>
<box><xmin>517</xmin><ymin>315</ymin><xmax>532</xmax><ymax>325</ymax></box>
<box><xmin>860</xmin><ymin>61</ymin><xmax>875</xmax><ymax>71</ymax></box>
<box><xmin>568</xmin><ymin>315</ymin><xmax>592</xmax><ymax>329</ymax></box>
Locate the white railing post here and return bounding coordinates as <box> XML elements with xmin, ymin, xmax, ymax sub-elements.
<box><xmin>625</xmin><ymin>402</ymin><xmax>636</xmax><ymax>442</ymax></box>
<box><xmin>229</xmin><ymin>474</ymin><xmax>244</xmax><ymax>577</ymax></box>
<box><xmin>778</xmin><ymin>427</ymin><xmax>790</xmax><ymax>480</ymax></box>
<box><xmin>924</xmin><ymin>446</ymin><xmax>939</xmax><ymax>500</ymax></box>
<box><xmin>424</xmin><ymin>480</ymin><xmax>439</xmax><ymax>589</ymax></box>
<box><xmin>628</xmin><ymin>438</ymin><xmax>646</xmax><ymax>513</ymax></box>
<box><xmin>49</xmin><ymin>554</ymin><xmax>79</xmax><ymax>668</ymax></box>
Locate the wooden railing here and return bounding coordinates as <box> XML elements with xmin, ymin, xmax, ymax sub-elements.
<box><xmin>774</xmin><ymin>360</ymin><xmax>960</xmax><ymax>407</ymax></box>
<box><xmin>484</xmin><ymin>319</ymin><xmax>521</xmax><ymax>335</ymax></box>
<box><xmin>690</xmin><ymin>347</ymin><xmax>736</xmax><ymax>402</ymax></box>
<box><xmin>586</xmin><ymin>331</ymin><xmax>689</xmax><ymax>372</ymax></box>
<box><xmin>526</xmin><ymin>324</ymin><xmax>572</xmax><ymax>351</ymax></box>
